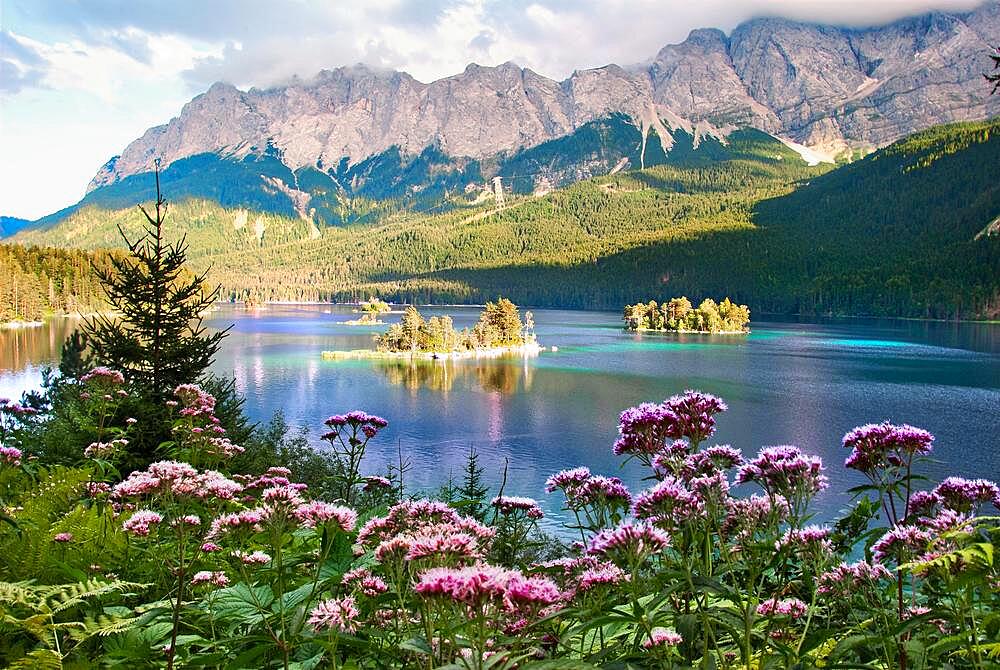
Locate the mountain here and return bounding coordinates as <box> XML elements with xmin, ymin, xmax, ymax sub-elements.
<box><xmin>15</xmin><ymin>120</ymin><xmax>1000</xmax><ymax>319</ymax></box>
<box><xmin>65</xmin><ymin>2</ymin><xmax>999</xmax><ymax>221</ymax></box>
<box><xmin>0</xmin><ymin>217</ymin><xmax>33</xmax><ymax>239</ymax></box>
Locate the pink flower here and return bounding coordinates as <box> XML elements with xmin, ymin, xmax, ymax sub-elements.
<box><xmin>308</xmin><ymin>596</ymin><xmax>359</xmax><ymax>633</ymax></box>
<box><xmin>817</xmin><ymin>561</ymin><xmax>891</xmax><ymax>595</ymax></box>
<box><xmin>843</xmin><ymin>422</ymin><xmax>933</xmax><ymax>474</ymax></box>
<box><xmin>173</xmin><ymin>514</ymin><xmax>202</xmax><ymax>527</ymax></box>
<box><xmin>545</xmin><ymin>467</ymin><xmax>592</xmax><ymax>493</ymax></box>
<box><xmin>571</xmin><ymin>476</ymin><xmax>632</xmax><ymax>509</ymax></box>
<box><xmin>776</xmin><ymin>525</ymin><xmax>833</xmax><ymax>552</ymax></box>
<box><xmin>0</xmin><ymin>446</ymin><xmax>23</xmax><ymax>466</ymax></box>
<box><xmin>261</xmin><ymin>485</ymin><xmax>306</xmax><ymax>508</ymax></box>
<box><xmin>85</xmin><ymin>482</ymin><xmax>111</xmax><ymax>497</ymax></box>
<box><xmin>207</xmin><ymin>508</ymin><xmax>265</xmax><ymax>540</ymax></box>
<box><xmin>932</xmin><ymin>477</ymin><xmax>1000</xmax><ymax>513</ymax></box>
<box><xmin>122</xmin><ymin>510</ymin><xmax>163</xmax><ymax>537</ymax></box>
<box><xmin>414</xmin><ymin>565</ymin><xmax>515</xmax><ymax>606</ymax></box>
<box><xmin>295</xmin><ymin>502</ymin><xmax>357</xmax><ymax>532</ymax></box>
<box><xmin>374</xmin><ymin>537</ymin><xmax>413</xmax><ymax>564</ymax></box>
<box><xmin>633</xmin><ymin>477</ymin><xmax>702</xmax><ymax>526</ymax></box>
<box><xmin>757</xmin><ymin>597</ymin><xmax>808</xmax><ymax>619</ymax></box>
<box><xmin>405</xmin><ymin>530</ymin><xmax>481</xmax><ymax>563</ymax></box>
<box><xmin>588</xmin><ymin>521</ymin><xmax>670</xmax><ymax>564</ymax></box>
<box><xmin>873</xmin><ymin>524</ymin><xmax>931</xmax><ymax>564</ymax></box>
<box><xmin>491</xmin><ymin>496</ymin><xmax>544</xmax><ymax>519</ymax></box>
<box><xmin>80</xmin><ymin>367</ymin><xmax>125</xmax><ymax>385</ymax></box>
<box><xmin>235</xmin><ymin>550</ymin><xmax>271</xmax><ymax>565</ymax></box>
<box><xmin>735</xmin><ymin>446</ymin><xmax>828</xmax><ymax>498</ymax></box>
<box><xmin>577</xmin><ymin>564</ymin><xmax>627</xmax><ymax>592</ymax></box>
<box><xmin>662</xmin><ymin>389</ymin><xmax>728</xmax><ymax>445</ymax></box>
<box><xmin>54</xmin><ymin>532</ymin><xmax>73</xmax><ymax>543</ymax></box>
<box><xmin>504</xmin><ymin>574</ymin><xmax>562</xmax><ymax>609</ymax></box>
<box><xmin>342</xmin><ymin>567</ymin><xmax>389</xmax><ymax>596</ymax></box>
<box><xmin>201</xmin><ymin>542</ymin><xmax>222</xmax><ymax>552</ymax></box>
<box><xmin>643</xmin><ymin>628</ymin><xmax>682</xmax><ymax>649</ymax></box>
<box><xmin>357</xmin><ymin>499</ymin><xmax>461</xmax><ymax>547</ymax></box>
<box><xmin>191</xmin><ymin>571</ymin><xmax>229</xmax><ymax>587</ymax></box>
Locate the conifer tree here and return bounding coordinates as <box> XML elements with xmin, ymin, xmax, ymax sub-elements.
<box><xmin>84</xmin><ymin>167</ymin><xmax>228</xmax><ymax>401</ymax></box>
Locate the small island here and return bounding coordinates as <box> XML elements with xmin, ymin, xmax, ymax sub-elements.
<box><xmin>343</xmin><ymin>297</ymin><xmax>393</xmax><ymax>325</ymax></box>
<box><xmin>623</xmin><ymin>296</ymin><xmax>750</xmax><ymax>334</ymax></box>
<box><xmin>323</xmin><ymin>298</ymin><xmax>541</xmax><ymax>360</ymax></box>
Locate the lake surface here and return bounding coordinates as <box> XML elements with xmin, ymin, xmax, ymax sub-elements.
<box><xmin>3</xmin><ymin>305</ymin><xmax>999</xmax><ymax>528</ymax></box>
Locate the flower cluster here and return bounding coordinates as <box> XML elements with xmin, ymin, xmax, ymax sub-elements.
<box><xmin>931</xmin><ymin>477</ymin><xmax>1000</xmax><ymax>513</ymax></box>
<box><xmin>817</xmin><ymin>560</ymin><xmax>892</xmax><ymax>596</ymax></box>
<box><xmin>587</xmin><ymin>521</ymin><xmax>670</xmax><ymax>565</ymax></box>
<box><xmin>114</xmin><ymin>462</ymin><xmax>244</xmax><ymax>502</ymax></box>
<box><xmin>842</xmin><ymin>422</ymin><xmax>934</xmax><ymax>475</ymax></box>
<box><xmin>662</xmin><ymin>390</ymin><xmax>728</xmax><ymax>446</ymax></box>
<box><xmin>632</xmin><ymin>477</ymin><xmax>703</xmax><ymax>527</ymax></box>
<box><xmin>342</xmin><ymin>567</ymin><xmax>389</xmax><ymax>596</ymax></box>
<box><xmin>190</xmin><ymin>571</ymin><xmax>229</xmax><ymax>587</ymax></box>
<box><xmin>308</xmin><ymin>596</ymin><xmax>360</xmax><ymax>633</ymax></box>
<box><xmin>80</xmin><ymin>367</ymin><xmax>126</xmax><ymax>386</ymax></box>
<box><xmin>776</xmin><ymin>525</ymin><xmax>833</xmax><ymax>553</ymax></box>
<box><xmin>756</xmin><ymin>597</ymin><xmax>808</xmax><ymax>619</ymax></box>
<box><xmin>415</xmin><ymin>565</ymin><xmax>561</xmax><ymax>613</ymax></box>
<box><xmin>643</xmin><ymin>628</ymin><xmax>683</xmax><ymax>649</ymax></box>
<box><xmin>614</xmin><ymin>402</ymin><xmax>677</xmax><ymax>458</ymax></box>
<box><xmin>84</xmin><ymin>438</ymin><xmax>128</xmax><ymax>460</ymax></box>
<box><xmin>295</xmin><ymin>501</ymin><xmax>357</xmax><ymax>531</ymax></box>
<box><xmin>122</xmin><ymin>510</ymin><xmax>163</xmax><ymax>537</ymax></box>
<box><xmin>872</xmin><ymin>524</ymin><xmax>932</xmax><ymax>564</ymax></box>
<box><xmin>735</xmin><ymin>445</ymin><xmax>828</xmax><ymax>499</ymax></box>
<box><xmin>576</xmin><ymin>563</ymin><xmax>628</xmax><ymax>593</ymax></box>
<box><xmin>0</xmin><ymin>445</ymin><xmax>22</xmax><ymax>466</ymax></box>
<box><xmin>169</xmin><ymin>385</ymin><xmax>245</xmax><ymax>462</ymax></box>
<box><xmin>491</xmin><ymin>496</ymin><xmax>544</xmax><ymax>519</ymax></box>
<box><xmin>322</xmin><ymin>411</ymin><xmax>388</xmax><ymax>441</ymax></box>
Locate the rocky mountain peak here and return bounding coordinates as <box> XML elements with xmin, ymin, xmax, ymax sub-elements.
<box><xmin>88</xmin><ymin>2</ymin><xmax>1000</xmax><ymax>192</ymax></box>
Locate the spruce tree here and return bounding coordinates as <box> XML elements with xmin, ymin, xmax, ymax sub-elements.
<box><xmin>84</xmin><ymin>167</ymin><xmax>228</xmax><ymax>401</ymax></box>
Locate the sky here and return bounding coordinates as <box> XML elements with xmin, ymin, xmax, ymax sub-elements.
<box><xmin>0</xmin><ymin>0</ymin><xmax>989</xmax><ymax>220</ymax></box>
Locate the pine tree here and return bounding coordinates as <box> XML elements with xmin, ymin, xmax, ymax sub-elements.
<box><xmin>458</xmin><ymin>446</ymin><xmax>489</xmax><ymax>522</ymax></box>
<box><xmin>84</xmin><ymin>167</ymin><xmax>228</xmax><ymax>401</ymax></box>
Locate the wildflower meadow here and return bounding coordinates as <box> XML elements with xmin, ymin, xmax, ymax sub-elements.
<box><xmin>0</xmin><ymin>376</ymin><xmax>997</xmax><ymax>669</ymax></box>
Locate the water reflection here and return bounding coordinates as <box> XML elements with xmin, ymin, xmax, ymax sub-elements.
<box><xmin>374</xmin><ymin>357</ymin><xmax>535</xmax><ymax>395</ymax></box>
<box><xmin>0</xmin><ymin>318</ymin><xmax>81</xmax><ymax>372</ymax></box>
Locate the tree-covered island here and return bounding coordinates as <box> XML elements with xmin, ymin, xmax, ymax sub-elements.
<box><xmin>323</xmin><ymin>298</ymin><xmax>540</xmax><ymax>359</ymax></box>
<box><xmin>344</xmin><ymin>297</ymin><xmax>392</xmax><ymax>325</ymax></box>
<box><xmin>623</xmin><ymin>297</ymin><xmax>750</xmax><ymax>333</ymax></box>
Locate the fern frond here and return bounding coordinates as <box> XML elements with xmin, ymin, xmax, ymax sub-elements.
<box><xmin>6</xmin><ymin>648</ymin><xmax>62</xmax><ymax>669</ymax></box>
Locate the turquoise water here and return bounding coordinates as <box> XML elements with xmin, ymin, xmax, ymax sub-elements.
<box><xmin>2</xmin><ymin>305</ymin><xmax>999</xmax><ymax>527</ymax></box>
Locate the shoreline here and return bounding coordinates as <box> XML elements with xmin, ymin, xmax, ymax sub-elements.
<box><xmin>627</xmin><ymin>328</ymin><xmax>750</xmax><ymax>335</ymax></box>
<box><xmin>321</xmin><ymin>342</ymin><xmax>544</xmax><ymax>361</ymax></box>
<box><xmin>216</xmin><ymin>302</ymin><xmax>998</xmax><ymax>326</ymax></box>
<box><xmin>0</xmin><ymin>320</ymin><xmax>44</xmax><ymax>330</ymax></box>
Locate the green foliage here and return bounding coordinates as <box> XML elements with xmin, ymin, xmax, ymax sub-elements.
<box><xmin>623</xmin><ymin>296</ymin><xmax>750</xmax><ymax>332</ymax></box>
<box><xmin>0</xmin><ymin>244</ymin><xmax>114</xmax><ymax>323</ymax></box>
<box><xmin>85</xmin><ymin>175</ymin><xmax>226</xmax><ymax>401</ymax></box>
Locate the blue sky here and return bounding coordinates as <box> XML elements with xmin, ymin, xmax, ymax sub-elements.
<box><xmin>0</xmin><ymin>0</ymin><xmax>987</xmax><ymax>219</ymax></box>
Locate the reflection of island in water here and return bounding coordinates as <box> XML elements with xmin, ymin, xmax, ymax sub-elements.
<box><xmin>374</xmin><ymin>357</ymin><xmax>535</xmax><ymax>395</ymax></box>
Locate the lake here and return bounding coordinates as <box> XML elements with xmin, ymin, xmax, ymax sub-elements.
<box><xmin>2</xmin><ymin>305</ymin><xmax>999</xmax><ymax>528</ymax></box>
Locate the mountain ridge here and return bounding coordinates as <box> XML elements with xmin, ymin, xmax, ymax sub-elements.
<box><xmin>86</xmin><ymin>2</ymin><xmax>1000</xmax><ymax>198</ymax></box>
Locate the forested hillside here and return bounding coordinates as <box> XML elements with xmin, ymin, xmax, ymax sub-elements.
<box><xmin>0</xmin><ymin>245</ymin><xmax>115</xmax><ymax>323</ymax></box>
<box><xmin>11</xmin><ymin>120</ymin><xmax>1000</xmax><ymax>319</ymax></box>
